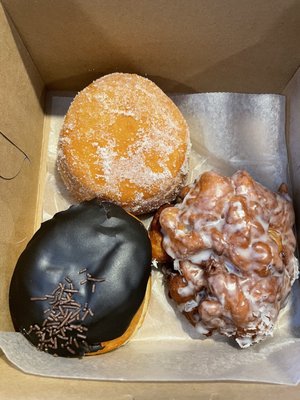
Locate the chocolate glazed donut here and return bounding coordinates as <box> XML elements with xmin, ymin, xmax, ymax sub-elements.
<box><xmin>9</xmin><ymin>200</ymin><xmax>152</xmax><ymax>357</ymax></box>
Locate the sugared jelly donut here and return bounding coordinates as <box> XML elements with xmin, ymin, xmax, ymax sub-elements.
<box><xmin>57</xmin><ymin>73</ymin><xmax>190</xmax><ymax>215</ymax></box>
<box><xmin>9</xmin><ymin>200</ymin><xmax>152</xmax><ymax>357</ymax></box>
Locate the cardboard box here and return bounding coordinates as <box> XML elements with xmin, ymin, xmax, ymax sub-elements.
<box><xmin>1</xmin><ymin>0</ymin><xmax>300</xmax><ymax>398</ymax></box>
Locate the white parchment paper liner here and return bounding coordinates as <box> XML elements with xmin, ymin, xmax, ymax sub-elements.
<box><xmin>1</xmin><ymin>91</ymin><xmax>300</xmax><ymax>384</ymax></box>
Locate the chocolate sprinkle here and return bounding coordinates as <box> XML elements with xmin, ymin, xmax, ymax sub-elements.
<box><xmin>27</xmin><ymin>276</ymin><xmax>98</xmax><ymax>357</ymax></box>
<box><xmin>79</xmin><ymin>268</ymin><xmax>87</xmax><ymax>274</ymax></box>
<box><xmin>79</xmin><ymin>269</ymin><xmax>105</xmax><ymax>293</ymax></box>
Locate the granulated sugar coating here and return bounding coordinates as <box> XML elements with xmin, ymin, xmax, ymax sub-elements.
<box><xmin>57</xmin><ymin>73</ymin><xmax>190</xmax><ymax>214</ymax></box>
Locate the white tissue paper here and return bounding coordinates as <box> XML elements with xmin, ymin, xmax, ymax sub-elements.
<box><xmin>1</xmin><ymin>90</ymin><xmax>300</xmax><ymax>385</ymax></box>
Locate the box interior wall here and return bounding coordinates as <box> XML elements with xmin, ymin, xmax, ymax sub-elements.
<box><xmin>1</xmin><ymin>1</ymin><xmax>300</xmax><ymax>394</ymax></box>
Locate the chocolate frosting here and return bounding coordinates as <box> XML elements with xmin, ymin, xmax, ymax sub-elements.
<box><xmin>9</xmin><ymin>200</ymin><xmax>152</xmax><ymax>357</ymax></box>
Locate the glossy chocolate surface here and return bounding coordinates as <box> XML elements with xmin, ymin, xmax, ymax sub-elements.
<box><xmin>9</xmin><ymin>200</ymin><xmax>151</xmax><ymax>357</ymax></box>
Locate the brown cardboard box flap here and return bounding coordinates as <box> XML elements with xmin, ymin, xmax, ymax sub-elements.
<box><xmin>3</xmin><ymin>0</ymin><xmax>300</xmax><ymax>93</ymax></box>
<box><xmin>0</xmin><ymin>2</ymin><xmax>45</xmax><ymax>331</ymax></box>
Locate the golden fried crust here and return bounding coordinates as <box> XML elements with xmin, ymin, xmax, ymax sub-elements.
<box><xmin>149</xmin><ymin>204</ymin><xmax>172</xmax><ymax>263</ymax></box>
<box><xmin>87</xmin><ymin>278</ymin><xmax>151</xmax><ymax>355</ymax></box>
<box><xmin>57</xmin><ymin>73</ymin><xmax>190</xmax><ymax>215</ymax></box>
